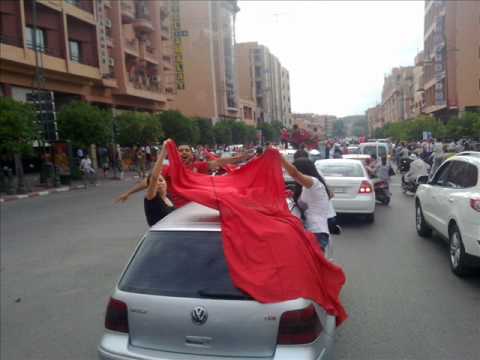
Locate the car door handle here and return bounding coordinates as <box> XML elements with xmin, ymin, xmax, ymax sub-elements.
<box><xmin>448</xmin><ymin>198</ymin><xmax>454</xmax><ymax>203</ymax></box>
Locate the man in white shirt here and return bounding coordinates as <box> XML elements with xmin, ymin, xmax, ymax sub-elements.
<box><xmin>80</xmin><ymin>154</ymin><xmax>96</xmax><ymax>186</ymax></box>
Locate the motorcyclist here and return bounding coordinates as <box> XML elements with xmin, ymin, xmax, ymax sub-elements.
<box><xmin>403</xmin><ymin>154</ymin><xmax>430</xmax><ymax>186</ymax></box>
<box><xmin>366</xmin><ymin>154</ymin><xmax>380</xmax><ymax>178</ymax></box>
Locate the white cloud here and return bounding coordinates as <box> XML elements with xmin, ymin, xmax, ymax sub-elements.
<box><xmin>236</xmin><ymin>1</ymin><xmax>424</xmax><ymax>117</ymax></box>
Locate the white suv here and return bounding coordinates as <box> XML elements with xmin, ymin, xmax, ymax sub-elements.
<box><xmin>415</xmin><ymin>154</ymin><xmax>480</xmax><ymax>276</ymax></box>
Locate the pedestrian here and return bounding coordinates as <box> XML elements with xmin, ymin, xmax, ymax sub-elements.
<box><xmin>79</xmin><ymin>154</ymin><xmax>96</xmax><ymax>186</ymax></box>
<box><xmin>293</xmin><ymin>144</ymin><xmax>309</xmax><ymax>160</ymax></box>
<box><xmin>144</xmin><ymin>140</ymin><xmax>175</xmax><ymax>226</ymax></box>
<box><xmin>136</xmin><ymin>147</ymin><xmax>146</xmax><ymax>178</ymax></box>
<box><xmin>377</xmin><ymin>156</ymin><xmax>393</xmax><ymax>197</ymax></box>
<box><xmin>325</xmin><ymin>142</ymin><xmax>331</xmax><ymax>159</ymax></box>
<box><xmin>98</xmin><ymin>146</ymin><xmax>110</xmax><ymax>178</ymax></box>
<box><xmin>280</xmin><ymin>156</ymin><xmax>333</xmax><ymax>251</ymax></box>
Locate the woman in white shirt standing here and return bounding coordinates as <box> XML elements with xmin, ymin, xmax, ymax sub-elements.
<box><xmin>281</xmin><ymin>156</ymin><xmax>334</xmax><ymax>250</ymax></box>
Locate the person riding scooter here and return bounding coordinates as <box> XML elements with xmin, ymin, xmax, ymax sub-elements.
<box><xmin>402</xmin><ymin>154</ymin><xmax>430</xmax><ymax>193</ymax></box>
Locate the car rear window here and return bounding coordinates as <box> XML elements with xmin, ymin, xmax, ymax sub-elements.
<box><xmin>119</xmin><ymin>231</ymin><xmax>251</xmax><ymax>299</ymax></box>
<box><xmin>317</xmin><ymin>163</ymin><xmax>364</xmax><ymax>177</ymax></box>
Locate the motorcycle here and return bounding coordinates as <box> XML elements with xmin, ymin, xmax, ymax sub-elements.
<box><xmin>373</xmin><ymin>179</ymin><xmax>391</xmax><ymax>205</ymax></box>
<box><xmin>401</xmin><ymin>175</ymin><xmax>420</xmax><ymax>194</ymax></box>
<box><xmin>398</xmin><ymin>157</ymin><xmax>413</xmax><ymax>173</ymax></box>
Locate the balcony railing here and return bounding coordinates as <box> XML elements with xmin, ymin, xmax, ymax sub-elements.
<box><xmin>124</xmin><ymin>38</ymin><xmax>139</xmax><ymax>53</ymax></box>
<box><xmin>0</xmin><ymin>34</ymin><xmax>23</xmax><ymax>48</ymax></box>
<box><xmin>65</xmin><ymin>0</ymin><xmax>93</xmax><ymax>14</ymax></box>
<box><xmin>26</xmin><ymin>41</ymin><xmax>63</xmax><ymax>58</ymax></box>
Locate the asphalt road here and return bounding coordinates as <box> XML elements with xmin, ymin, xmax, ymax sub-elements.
<box><xmin>1</xmin><ymin>177</ymin><xmax>479</xmax><ymax>360</ymax></box>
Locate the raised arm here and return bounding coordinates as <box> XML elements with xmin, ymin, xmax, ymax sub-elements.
<box><xmin>280</xmin><ymin>155</ymin><xmax>314</xmax><ymax>189</ymax></box>
<box><xmin>114</xmin><ymin>178</ymin><xmax>148</xmax><ymax>203</ymax></box>
<box><xmin>145</xmin><ymin>139</ymin><xmax>170</xmax><ymax>200</ymax></box>
<box><xmin>208</xmin><ymin>150</ymin><xmax>254</xmax><ymax>170</ymax></box>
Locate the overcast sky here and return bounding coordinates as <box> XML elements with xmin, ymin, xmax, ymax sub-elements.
<box><xmin>236</xmin><ymin>1</ymin><xmax>425</xmax><ymax>117</ymax></box>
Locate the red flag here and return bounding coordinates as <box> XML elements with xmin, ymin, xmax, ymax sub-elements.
<box><xmin>166</xmin><ymin>141</ymin><xmax>348</xmax><ymax>325</ymax></box>
<box><xmin>202</xmin><ymin>149</ymin><xmax>236</xmax><ymax>173</ymax></box>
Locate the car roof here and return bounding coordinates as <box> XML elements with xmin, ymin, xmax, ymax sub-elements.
<box><xmin>448</xmin><ymin>153</ymin><xmax>480</xmax><ymax>166</ymax></box>
<box><xmin>360</xmin><ymin>142</ymin><xmax>388</xmax><ymax>147</ymax></box>
<box><xmin>316</xmin><ymin>158</ymin><xmax>365</xmax><ymax>166</ymax></box>
<box><xmin>151</xmin><ymin>202</ymin><xmax>221</xmax><ymax>232</ymax></box>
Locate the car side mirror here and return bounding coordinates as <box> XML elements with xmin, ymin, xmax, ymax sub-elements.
<box><xmin>417</xmin><ymin>175</ymin><xmax>429</xmax><ymax>184</ymax></box>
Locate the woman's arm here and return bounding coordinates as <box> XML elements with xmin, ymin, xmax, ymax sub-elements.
<box><xmin>280</xmin><ymin>155</ymin><xmax>314</xmax><ymax>188</ymax></box>
<box><xmin>114</xmin><ymin>179</ymin><xmax>147</xmax><ymax>203</ymax></box>
<box><xmin>145</xmin><ymin>139</ymin><xmax>170</xmax><ymax>200</ymax></box>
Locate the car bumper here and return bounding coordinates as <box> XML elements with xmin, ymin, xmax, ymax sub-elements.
<box><xmin>332</xmin><ymin>195</ymin><xmax>375</xmax><ymax>214</ymax></box>
<box><xmin>98</xmin><ymin>332</ymin><xmax>334</xmax><ymax>360</ymax></box>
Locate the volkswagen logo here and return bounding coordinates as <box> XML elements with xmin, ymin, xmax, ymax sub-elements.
<box><xmin>191</xmin><ymin>306</ymin><xmax>208</xmax><ymax>325</ymax></box>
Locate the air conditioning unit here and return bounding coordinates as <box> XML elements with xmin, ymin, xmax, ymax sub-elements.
<box><xmin>108</xmin><ymin>57</ymin><xmax>115</xmax><ymax>66</ymax></box>
<box><xmin>105</xmin><ymin>19</ymin><xmax>112</xmax><ymax>28</ymax></box>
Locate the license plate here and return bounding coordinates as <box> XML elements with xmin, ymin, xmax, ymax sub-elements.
<box><xmin>333</xmin><ymin>187</ymin><xmax>346</xmax><ymax>194</ymax></box>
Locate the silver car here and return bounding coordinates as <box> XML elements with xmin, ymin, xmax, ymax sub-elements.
<box><xmin>98</xmin><ymin>203</ymin><xmax>336</xmax><ymax>360</ymax></box>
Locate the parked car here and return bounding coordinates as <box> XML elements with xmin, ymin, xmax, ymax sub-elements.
<box><xmin>415</xmin><ymin>154</ymin><xmax>480</xmax><ymax>276</ymax></box>
<box><xmin>359</xmin><ymin>142</ymin><xmax>389</xmax><ymax>160</ymax></box>
<box><xmin>98</xmin><ymin>203</ymin><xmax>337</xmax><ymax>360</ymax></box>
<box><xmin>315</xmin><ymin>159</ymin><xmax>376</xmax><ymax>222</ymax></box>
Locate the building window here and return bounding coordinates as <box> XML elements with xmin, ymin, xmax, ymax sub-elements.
<box><xmin>26</xmin><ymin>26</ymin><xmax>46</xmax><ymax>52</ymax></box>
<box><xmin>69</xmin><ymin>40</ymin><xmax>81</xmax><ymax>63</ymax></box>
<box><xmin>65</xmin><ymin>0</ymin><xmax>81</xmax><ymax>6</ymax></box>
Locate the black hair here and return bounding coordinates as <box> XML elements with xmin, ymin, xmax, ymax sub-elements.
<box><xmin>293</xmin><ymin>148</ymin><xmax>309</xmax><ymax>160</ymax></box>
<box><xmin>292</xmin><ymin>157</ymin><xmax>330</xmax><ymax>220</ymax></box>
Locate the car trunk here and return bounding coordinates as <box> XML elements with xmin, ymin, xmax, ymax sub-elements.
<box><xmin>125</xmin><ymin>294</ymin><xmax>280</xmax><ymax>357</ymax></box>
<box><xmin>117</xmin><ymin>230</ymin><xmax>280</xmax><ymax>357</ymax></box>
<box><xmin>326</xmin><ymin>176</ymin><xmax>364</xmax><ymax>199</ymax></box>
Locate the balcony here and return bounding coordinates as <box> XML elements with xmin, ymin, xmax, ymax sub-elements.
<box><xmin>133</xmin><ymin>16</ymin><xmax>154</xmax><ymax>33</ymax></box>
<box><xmin>160</xmin><ymin>25</ymin><xmax>170</xmax><ymax>40</ymax></box>
<box><xmin>124</xmin><ymin>38</ymin><xmax>139</xmax><ymax>56</ymax></box>
<box><xmin>64</xmin><ymin>0</ymin><xmax>93</xmax><ymax>13</ymax></box>
<box><xmin>121</xmin><ymin>0</ymin><xmax>135</xmax><ymax>24</ymax></box>
<box><xmin>0</xmin><ymin>34</ymin><xmax>23</xmax><ymax>48</ymax></box>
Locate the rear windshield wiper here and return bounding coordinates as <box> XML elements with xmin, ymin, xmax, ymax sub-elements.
<box><xmin>197</xmin><ymin>288</ymin><xmax>252</xmax><ymax>300</ymax></box>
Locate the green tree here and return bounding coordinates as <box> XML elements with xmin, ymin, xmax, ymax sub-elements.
<box><xmin>193</xmin><ymin>117</ymin><xmax>215</xmax><ymax>145</ymax></box>
<box><xmin>0</xmin><ymin>97</ymin><xmax>40</xmax><ymax>193</ymax></box>
<box><xmin>231</xmin><ymin>120</ymin><xmax>248</xmax><ymax>144</ymax></box>
<box><xmin>57</xmin><ymin>102</ymin><xmax>112</xmax><ymax>148</ymax></box>
<box><xmin>245</xmin><ymin>125</ymin><xmax>257</xmax><ymax>144</ymax></box>
<box><xmin>157</xmin><ymin>110</ymin><xmax>195</xmax><ymax>144</ymax></box>
<box><xmin>213</xmin><ymin>120</ymin><xmax>233</xmax><ymax>145</ymax></box>
<box><xmin>115</xmin><ymin>111</ymin><xmax>163</xmax><ymax>146</ymax></box>
<box><xmin>271</xmin><ymin>120</ymin><xmax>284</xmax><ymax>142</ymax></box>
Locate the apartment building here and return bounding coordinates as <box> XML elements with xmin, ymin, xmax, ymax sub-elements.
<box><xmin>367</xmin><ymin>105</ymin><xmax>385</xmax><ymax>136</ymax></box>
<box><xmin>280</xmin><ymin>66</ymin><xmax>292</xmax><ymax>127</ymax></box>
<box><xmin>169</xmin><ymin>0</ymin><xmax>240</xmax><ymax>122</ymax></box>
<box><xmin>237</xmin><ymin>42</ymin><xmax>291</xmax><ymax>126</ymax></box>
<box><xmin>292</xmin><ymin>113</ymin><xmax>336</xmax><ymax>139</ymax></box>
<box><xmin>235</xmin><ymin>42</ymin><xmax>257</xmax><ymax>126</ymax></box>
<box><xmin>381</xmin><ymin>66</ymin><xmax>415</xmax><ymax>124</ymax></box>
<box><xmin>412</xmin><ymin>50</ymin><xmax>425</xmax><ymax>117</ymax></box>
<box><xmin>423</xmin><ymin>0</ymin><xmax>480</xmax><ymax>119</ymax></box>
<box><xmin>0</xmin><ymin>0</ymin><xmax>175</xmax><ymax>112</ymax></box>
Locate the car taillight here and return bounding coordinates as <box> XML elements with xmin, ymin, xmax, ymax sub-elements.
<box><xmin>105</xmin><ymin>297</ymin><xmax>129</xmax><ymax>333</ymax></box>
<box><xmin>470</xmin><ymin>198</ymin><xmax>480</xmax><ymax>212</ymax></box>
<box><xmin>277</xmin><ymin>304</ymin><xmax>323</xmax><ymax>345</ymax></box>
<box><xmin>358</xmin><ymin>180</ymin><xmax>373</xmax><ymax>194</ymax></box>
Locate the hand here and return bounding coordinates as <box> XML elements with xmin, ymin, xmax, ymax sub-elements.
<box><xmin>163</xmin><ymin>138</ymin><xmax>172</xmax><ymax>146</ymax></box>
<box><xmin>114</xmin><ymin>193</ymin><xmax>129</xmax><ymax>203</ymax></box>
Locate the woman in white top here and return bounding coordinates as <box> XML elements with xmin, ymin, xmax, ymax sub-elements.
<box><xmin>281</xmin><ymin>156</ymin><xmax>334</xmax><ymax>250</ymax></box>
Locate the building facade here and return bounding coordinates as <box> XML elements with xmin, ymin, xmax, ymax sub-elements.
<box><xmin>423</xmin><ymin>0</ymin><xmax>480</xmax><ymax>119</ymax></box>
<box><xmin>292</xmin><ymin>113</ymin><xmax>336</xmax><ymax>139</ymax></box>
<box><xmin>412</xmin><ymin>50</ymin><xmax>425</xmax><ymax>117</ymax></box>
<box><xmin>236</xmin><ymin>42</ymin><xmax>290</xmax><ymax>126</ymax></box>
<box><xmin>170</xmin><ymin>0</ymin><xmax>239</xmax><ymax>122</ymax></box>
<box><xmin>0</xmin><ymin>0</ymin><xmax>175</xmax><ymax>112</ymax></box>
<box><xmin>235</xmin><ymin>41</ymin><xmax>257</xmax><ymax>126</ymax></box>
<box><xmin>367</xmin><ymin>105</ymin><xmax>385</xmax><ymax>136</ymax></box>
<box><xmin>381</xmin><ymin>66</ymin><xmax>415</xmax><ymax>124</ymax></box>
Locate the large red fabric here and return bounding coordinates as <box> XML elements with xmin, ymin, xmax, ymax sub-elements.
<box><xmin>166</xmin><ymin>142</ymin><xmax>348</xmax><ymax>325</ymax></box>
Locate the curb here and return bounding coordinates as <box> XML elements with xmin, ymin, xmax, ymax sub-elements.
<box><xmin>0</xmin><ymin>176</ymin><xmax>139</xmax><ymax>204</ymax></box>
<box><xmin>0</xmin><ymin>185</ymin><xmax>87</xmax><ymax>203</ymax></box>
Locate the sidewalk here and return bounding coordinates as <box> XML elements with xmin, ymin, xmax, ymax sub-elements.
<box><xmin>0</xmin><ymin>171</ymin><xmax>141</xmax><ymax>203</ymax></box>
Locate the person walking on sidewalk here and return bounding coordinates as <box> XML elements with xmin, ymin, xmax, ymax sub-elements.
<box><xmin>80</xmin><ymin>154</ymin><xmax>96</xmax><ymax>187</ymax></box>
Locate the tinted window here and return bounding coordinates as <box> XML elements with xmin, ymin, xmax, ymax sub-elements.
<box><xmin>378</xmin><ymin>146</ymin><xmax>387</xmax><ymax>157</ymax></box>
<box><xmin>317</xmin><ymin>163</ymin><xmax>364</xmax><ymax>177</ymax></box>
<box><xmin>119</xmin><ymin>231</ymin><xmax>250</xmax><ymax>299</ymax></box>
<box><xmin>431</xmin><ymin>162</ymin><xmax>451</xmax><ymax>186</ymax></box>
<box><xmin>452</xmin><ymin>162</ymin><xmax>478</xmax><ymax>188</ymax></box>
<box><xmin>362</xmin><ymin>146</ymin><xmax>376</xmax><ymax>157</ymax></box>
